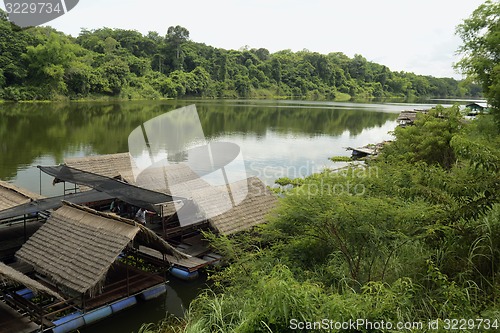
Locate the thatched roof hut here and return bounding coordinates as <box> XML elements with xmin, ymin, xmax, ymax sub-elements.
<box><xmin>0</xmin><ymin>262</ymin><xmax>63</xmax><ymax>300</ymax></box>
<box><xmin>57</xmin><ymin>154</ymin><xmax>277</xmax><ymax>235</ymax></box>
<box><xmin>135</xmin><ymin>163</ymin><xmax>211</xmax><ymax>197</ymax></box>
<box><xmin>64</xmin><ymin>153</ymin><xmax>135</xmax><ymax>190</ymax></box>
<box><xmin>152</xmin><ymin>175</ymin><xmax>277</xmax><ymax>233</ymax></box>
<box><xmin>63</xmin><ymin>154</ymin><xmax>210</xmax><ymax>198</ymax></box>
<box><xmin>397</xmin><ymin>109</ymin><xmax>430</xmax><ymax>126</ymax></box>
<box><xmin>15</xmin><ymin>201</ymin><xmax>187</xmax><ymax>297</ymax></box>
<box><xmin>0</xmin><ymin>181</ymin><xmax>42</xmax><ymax>211</ymax></box>
<box><xmin>465</xmin><ymin>102</ymin><xmax>488</xmax><ymax>112</ymax></box>
<box><xmin>196</xmin><ymin>177</ymin><xmax>277</xmax><ymax>235</ymax></box>
<box><xmin>64</xmin><ymin>154</ymin><xmax>216</xmax><ymax>198</ymax></box>
<box><xmin>397</xmin><ymin>111</ymin><xmax>418</xmax><ymax>126</ymax></box>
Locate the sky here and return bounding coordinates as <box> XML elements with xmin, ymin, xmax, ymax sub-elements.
<box><xmin>2</xmin><ymin>0</ymin><xmax>487</xmax><ymax>79</ymax></box>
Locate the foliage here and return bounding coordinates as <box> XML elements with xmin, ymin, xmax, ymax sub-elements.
<box><xmin>456</xmin><ymin>0</ymin><xmax>500</xmax><ymax>124</ymax></box>
<box><xmin>329</xmin><ymin>156</ymin><xmax>353</xmax><ymax>162</ymax></box>
<box><xmin>118</xmin><ymin>254</ymin><xmax>158</xmax><ymax>273</ymax></box>
<box><xmin>144</xmin><ymin>108</ymin><xmax>500</xmax><ymax>333</ymax></box>
<box><xmin>0</xmin><ymin>15</ymin><xmax>482</xmax><ymax>101</ymax></box>
<box><xmin>138</xmin><ymin>315</ymin><xmax>186</xmax><ymax>333</ymax></box>
<box><xmin>382</xmin><ymin>105</ymin><xmax>463</xmax><ymax>168</ymax></box>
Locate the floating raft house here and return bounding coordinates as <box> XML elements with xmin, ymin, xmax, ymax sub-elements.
<box><xmin>345</xmin><ymin>141</ymin><xmax>391</xmax><ymax>159</ymax></box>
<box><xmin>0</xmin><ymin>181</ymin><xmax>46</xmax><ymax>261</ymax></box>
<box><xmin>0</xmin><ymin>150</ymin><xmax>278</xmax><ymax>330</ymax></box>
<box><xmin>1</xmin><ymin>151</ymin><xmax>277</xmax><ymax>266</ymax></box>
<box><xmin>346</xmin><ymin>146</ymin><xmax>378</xmax><ymax>158</ymax></box>
<box><xmin>0</xmin><ymin>181</ymin><xmax>43</xmax><ymax>211</ymax></box>
<box><xmin>396</xmin><ymin>109</ymin><xmax>429</xmax><ymax>127</ymax></box>
<box><xmin>0</xmin><ymin>201</ymin><xmax>184</xmax><ymax>332</ymax></box>
<box><xmin>60</xmin><ymin>153</ymin><xmax>277</xmax><ymax>238</ymax></box>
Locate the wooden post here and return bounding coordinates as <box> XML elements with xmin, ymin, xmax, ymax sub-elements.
<box><xmin>163</xmin><ymin>253</ymin><xmax>168</xmax><ymax>282</ymax></box>
<box><xmin>126</xmin><ymin>249</ymin><xmax>130</xmax><ymax>296</ymax></box>
<box><xmin>162</xmin><ymin>205</ymin><xmax>166</xmax><ymax>240</ymax></box>
<box><xmin>23</xmin><ymin>214</ymin><xmax>27</xmax><ymax>242</ymax></box>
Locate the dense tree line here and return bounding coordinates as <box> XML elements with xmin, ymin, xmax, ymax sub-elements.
<box><xmin>0</xmin><ymin>10</ymin><xmax>482</xmax><ymax>101</ymax></box>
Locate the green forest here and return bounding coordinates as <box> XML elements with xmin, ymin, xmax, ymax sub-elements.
<box><xmin>0</xmin><ymin>9</ymin><xmax>482</xmax><ymax>102</ymax></box>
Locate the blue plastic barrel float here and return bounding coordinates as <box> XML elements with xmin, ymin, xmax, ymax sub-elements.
<box><xmin>83</xmin><ymin>305</ymin><xmax>113</xmax><ymax>325</ymax></box>
<box><xmin>52</xmin><ymin>311</ymin><xmax>84</xmax><ymax>333</ymax></box>
<box><xmin>170</xmin><ymin>267</ymin><xmax>199</xmax><ymax>281</ymax></box>
<box><xmin>110</xmin><ymin>295</ymin><xmax>137</xmax><ymax>313</ymax></box>
<box><xmin>139</xmin><ymin>284</ymin><xmax>167</xmax><ymax>301</ymax></box>
<box><xmin>15</xmin><ymin>288</ymin><xmax>34</xmax><ymax>300</ymax></box>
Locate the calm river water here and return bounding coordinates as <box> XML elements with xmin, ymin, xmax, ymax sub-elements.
<box><xmin>0</xmin><ymin>99</ymin><xmax>445</xmax><ymax>332</ymax></box>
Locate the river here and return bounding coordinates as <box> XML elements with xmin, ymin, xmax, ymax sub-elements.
<box><xmin>0</xmin><ymin>99</ymin><xmax>445</xmax><ymax>332</ymax></box>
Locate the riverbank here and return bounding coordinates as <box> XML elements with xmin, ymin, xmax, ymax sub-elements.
<box><xmin>0</xmin><ymin>91</ymin><xmax>355</xmax><ymax>104</ymax></box>
<box><xmin>1</xmin><ymin>93</ymin><xmax>472</xmax><ymax>105</ymax></box>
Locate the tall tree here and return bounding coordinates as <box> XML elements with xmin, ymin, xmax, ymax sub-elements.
<box><xmin>166</xmin><ymin>25</ymin><xmax>190</xmax><ymax>64</ymax></box>
<box><xmin>456</xmin><ymin>0</ymin><xmax>500</xmax><ymax>123</ymax></box>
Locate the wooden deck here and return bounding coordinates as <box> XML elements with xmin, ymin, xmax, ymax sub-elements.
<box><xmin>346</xmin><ymin>146</ymin><xmax>377</xmax><ymax>156</ymax></box>
<box><xmin>139</xmin><ymin>246</ymin><xmax>212</xmax><ymax>272</ymax></box>
<box><xmin>176</xmin><ymin>234</ymin><xmax>210</xmax><ymax>257</ymax></box>
<box><xmin>146</xmin><ymin>219</ymin><xmax>209</xmax><ymax>240</ymax></box>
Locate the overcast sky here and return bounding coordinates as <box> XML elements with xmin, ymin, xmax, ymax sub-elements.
<box><xmin>3</xmin><ymin>0</ymin><xmax>486</xmax><ymax>78</ymax></box>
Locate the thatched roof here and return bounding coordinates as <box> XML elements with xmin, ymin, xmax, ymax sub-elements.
<box><xmin>16</xmin><ymin>201</ymin><xmax>187</xmax><ymax>296</ymax></box>
<box><xmin>65</xmin><ymin>154</ymin><xmax>211</xmax><ymax>197</ymax></box>
<box><xmin>59</xmin><ymin>155</ymin><xmax>276</xmax><ymax>234</ymax></box>
<box><xmin>63</xmin><ymin>154</ymin><xmax>209</xmax><ymax>198</ymax></box>
<box><xmin>466</xmin><ymin>102</ymin><xmax>488</xmax><ymax>109</ymax></box>
<box><xmin>346</xmin><ymin>146</ymin><xmax>377</xmax><ymax>156</ymax></box>
<box><xmin>397</xmin><ymin>111</ymin><xmax>418</xmax><ymax>122</ymax></box>
<box><xmin>57</xmin><ymin>202</ymin><xmax>188</xmax><ymax>260</ymax></box>
<box><xmin>0</xmin><ymin>262</ymin><xmax>63</xmax><ymax>300</ymax></box>
<box><xmin>397</xmin><ymin>110</ymin><xmax>429</xmax><ymax>124</ymax></box>
<box><xmin>16</xmin><ymin>203</ymin><xmax>140</xmax><ymax>296</ymax></box>
<box><xmin>152</xmin><ymin>175</ymin><xmax>277</xmax><ymax>232</ymax></box>
<box><xmin>64</xmin><ymin>153</ymin><xmax>135</xmax><ymax>190</ymax></box>
<box><xmin>135</xmin><ymin>163</ymin><xmax>211</xmax><ymax>197</ymax></box>
<box><xmin>0</xmin><ymin>181</ymin><xmax>43</xmax><ymax>211</ymax></box>
<box><xmin>201</xmin><ymin>177</ymin><xmax>277</xmax><ymax>235</ymax></box>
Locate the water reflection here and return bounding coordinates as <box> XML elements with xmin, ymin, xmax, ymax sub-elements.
<box><xmin>0</xmin><ymin>99</ymin><xmax>400</xmax><ymax>191</ymax></box>
<box><xmin>78</xmin><ymin>274</ymin><xmax>208</xmax><ymax>333</ymax></box>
